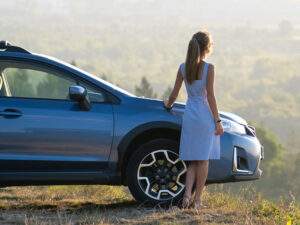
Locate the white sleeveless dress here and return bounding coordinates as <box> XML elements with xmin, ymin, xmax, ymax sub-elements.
<box><xmin>179</xmin><ymin>61</ymin><xmax>220</xmax><ymax>161</ymax></box>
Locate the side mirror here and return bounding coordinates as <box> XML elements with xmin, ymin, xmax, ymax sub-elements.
<box><xmin>69</xmin><ymin>85</ymin><xmax>91</xmax><ymax>111</ymax></box>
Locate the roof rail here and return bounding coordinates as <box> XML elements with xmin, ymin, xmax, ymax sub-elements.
<box><xmin>0</xmin><ymin>40</ymin><xmax>30</xmax><ymax>54</ymax></box>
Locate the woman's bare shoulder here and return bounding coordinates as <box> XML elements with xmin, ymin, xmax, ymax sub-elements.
<box><xmin>178</xmin><ymin>62</ymin><xmax>185</xmax><ymax>77</ymax></box>
<box><xmin>207</xmin><ymin>62</ymin><xmax>215</xmax><ymax>69</ymax></box>
<box><xmin>179</xmin><ymin>62</ymin><xmax>185</xmax><ymax>69</ymax></box>
<box><xmin>207</xmin><ymin>62</ymin><xmax>215</xmax><ymax>75</ymax></box>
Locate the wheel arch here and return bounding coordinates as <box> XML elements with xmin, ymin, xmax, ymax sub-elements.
<box><xmin>117</xmin><ymin>121</ymin><xmax>181</xmax><ymax>185</ymax></box>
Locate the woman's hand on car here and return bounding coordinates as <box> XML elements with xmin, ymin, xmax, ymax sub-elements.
<box><xmin>163</xmin><ymin>99</ymin><xmax>172</xmax><ymax>110</ymax></box>
<box><xmin>215</xmin><ymin>122</ymin><xmax>224</xmax><ymax>135</ymax></box>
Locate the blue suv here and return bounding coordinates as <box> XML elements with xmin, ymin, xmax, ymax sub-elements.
<box><xmin>0</xmin><ymin>41</ymin><xmax>263</xmax><ymax>205</ymax></box>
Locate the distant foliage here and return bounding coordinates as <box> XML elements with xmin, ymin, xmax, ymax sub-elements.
<box><xmin>255</xmin><ymin>124</ymin><xmax>285</xmax><ymax>175</ymax></box>
<box><xmin>100</xmin><ymin>73</ymin><xmax>109</xmax><ymax>81</ymax></box>
<box><xmin>36</xmin><ymin>74</ymin><xmax>75</xmax><ymax>99</ymax></box>
<box><xmin>70</xmin><ymin>60</ymin><xmax>78</xmax><ymax>67</ymax></box>
<box><xmin>134</xmin><ymin>76</ymin><xmax>157</xmax><ymax>98</ymax></box>
<box><xmin>226</xmin><ymin>122</ymin><xmax>299</xmax><ymax>201</ymax></box>
<box><xmin>161</xmin><ymin>85</ymin><xmax>173</xmax><ymax>100</ymax></box>
<box><xmin>4</xmin><ymin>69</ymin><xmax>35</xmax><ymax>97</ymax></box>
<box><xmin>278</xmin><ymin>20</ymin><xmax>294</xmax><ymax>36</ymax></box>
<box><xmin>251</xmin><ymin>123</ymin><xmax>291</xmax><ymax>198</ymax></box>
<box><xmin>4</xmin><ymin>68</ymin><xmax>75</xmax><ymax>100</ymax></box>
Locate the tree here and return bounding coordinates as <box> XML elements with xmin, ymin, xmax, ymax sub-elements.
<box><xmin>134</xmin><ymin>76</ymin><xmax>157</xmax><ymax>98</ymax></box>
<box><xmin>70</xmin><ymin>60</ymin><xmax>78</xmax><ymax>67</ymax></box>
<box><xmin>161</xmin><ymin>85</ymin><xmax>172</xmax><ymax>100</ymax></box>
<box><xmin>4</xmin><ymin>69</ymin><xmax>35</xmax><ymax>97</ymax></box>
<box><xmin>254</xmin><ymin>123</ymin><xmax>285</xmax><ymax>176</ymax></box>
<box><xmin>36</xmin><ymin>73</ymin><xmax>75</xmax><ymax>99</ymax></box>
<box><xmin>278</xmin><ymin>20</ymin><xmax>293</xmax><ymax>36</ymax></box>
<box><xmin>100</xmin><ymin>73</ymin><xmax>108</xmax><ymax>81</ymax></box>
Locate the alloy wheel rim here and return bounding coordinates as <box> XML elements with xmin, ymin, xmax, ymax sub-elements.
<box><xmin>137</xmin><ymin>149</ymin><xmax>187</xmax><ymax>201</ymax></box>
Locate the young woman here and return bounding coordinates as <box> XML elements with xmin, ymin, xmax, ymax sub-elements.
<box><xmin>164</xmin><ymin>31</ymin><xmax>224</xmax><ymax>210</ymax></box>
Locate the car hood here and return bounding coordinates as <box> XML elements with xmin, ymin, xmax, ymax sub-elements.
<box><xmin>171</xmin><ymin>102</ymin><xmax>247</xmax><ymax>125</ymax></box>
<box><xmin>134</xmin><ymin>97</ymin><xmax>247</xmax><ymax>125</ymax></box>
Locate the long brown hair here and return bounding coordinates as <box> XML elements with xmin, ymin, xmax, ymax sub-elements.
<box><xmin>185</xmin><ymin>31</ymin><xmax>212</xmax><ymax>84</ymax></box>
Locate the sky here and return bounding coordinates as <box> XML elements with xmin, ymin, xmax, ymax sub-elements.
<box><xmin>1</xmin><ymin>0</ymin><xmax>299</xmax><ymax>28</ymax></box>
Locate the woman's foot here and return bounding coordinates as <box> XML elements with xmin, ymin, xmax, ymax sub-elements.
<box><xmin>194</xmin><ymin>200</ymin><xmax>201</xmax><ymax>209</ymax></box>
<box><xmin>193</xmin><ymin>199</ymin><xmax>204</xmax><ymax>213</ymax></box>
<box><xmin>181</xmin><ymin>194</ymin><xmax>191</xmax><ymax>208</ymax></box>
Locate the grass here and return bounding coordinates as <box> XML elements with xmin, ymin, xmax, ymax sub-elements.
<box><xmin>0</xmin><ymin>185</ymin><xmax>299</xmax><ymax>225</ymax></box>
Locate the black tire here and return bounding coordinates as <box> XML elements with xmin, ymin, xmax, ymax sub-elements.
<box><xmin>126</xmin><ymin>138</ymin><xmax>187</xmax><ymax>206</ymax></box>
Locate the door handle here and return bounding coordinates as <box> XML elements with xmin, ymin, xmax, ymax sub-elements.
<box><xmin>0</xmin><ymin>108</ymin><xmax>23</xmax><ymax>118</ymax></box>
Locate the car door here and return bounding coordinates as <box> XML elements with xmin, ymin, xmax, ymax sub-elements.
<box><xmin>0</xmin><ymin>60</ymin><xmax>113</xmax><ymax>172</ymax></box>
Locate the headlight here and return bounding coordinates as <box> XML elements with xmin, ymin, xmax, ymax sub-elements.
<box><xmin>221</xmin><ymin>118</ymin><xmax>246</xmax><ymax>135</ymax></box>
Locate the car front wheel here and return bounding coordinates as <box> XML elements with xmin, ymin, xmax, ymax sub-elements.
<box><xmin>126</xmin><ymin>138</ymin><xmax>187</xmax><ymax>206</ymax></box>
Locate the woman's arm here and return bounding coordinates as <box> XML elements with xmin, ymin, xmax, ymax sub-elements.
<box><xmin>164</xmin><ymin>67</ymin><xmax>183</xmax><ymax>108</ymax></box>
<box><xmin>206</xmin><ymin>64</ymin><xmax>220</xmax><ymax>121</ymax></box>
<box><xmin>206</xmin><ymin>64</ymin><xmax>223</xmax><ymax>135</ymax></box>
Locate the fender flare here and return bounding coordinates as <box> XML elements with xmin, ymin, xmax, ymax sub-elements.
<box><xmin>117</xmin><ymin>121</ymin><xmax>181</xmax><ymax>179</ymax></box>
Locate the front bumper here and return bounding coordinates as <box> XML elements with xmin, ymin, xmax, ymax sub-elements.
<box><xmin>232</xmin><ymin>143</ymin><xmax>264</xmax><ymax>182</ymax></box>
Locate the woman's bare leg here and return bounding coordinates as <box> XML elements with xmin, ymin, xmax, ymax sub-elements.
<box><xmin>182</xmin><ymin>161</ymin><xmax>196</xmax><ymax>207</ymax></box>
<box><xmin>194</xmin><ymin>160</ymin><xmax>209</xmax><ymax>206</ymax></box>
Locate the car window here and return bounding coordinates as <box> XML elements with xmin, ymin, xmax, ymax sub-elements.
<box><xmin>2</xmin><ymin>64</ymin><xmax>76</xmax><ymax>100</ymax></box>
